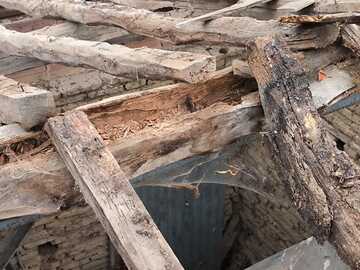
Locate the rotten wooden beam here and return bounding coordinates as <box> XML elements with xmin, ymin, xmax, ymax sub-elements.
<box><xmin>0</xmin><ymin>0</ymin><xmax>339</xmax><ymax>50</ymax></box>
<box><xmin>0</xmin><ymin>64</ymin><xmax>358</xmax><ymax>220</ymax></box>
<box><xmin>0</xmin><ymin>25</ymin><xmax>215</xmax><ymax>83</ymax></box>
<box><xmin>176</xmin><ymin>0</ymin><xmax>272</xmax><ymax>27</ymax></box>
<box><xmin>280</xmin><ymin>12</ymin><xmax>360</xmax><ymax>24</ymax></box>
<box><xmin>46</xmin><ymin>111</ymin><xmax>184</xmax><ymax>270</ymax></box>
<box><xmin>276</xmin><ymin>0</ymin><xmax>315</xmax><ymax>13</ymax></box>
<box><xmin>248</xmin><ymin>37</ymin><xmax>360</xmax><ymax>269</ymax></box>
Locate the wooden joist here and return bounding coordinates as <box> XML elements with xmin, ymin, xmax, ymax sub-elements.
<box><xmin>46</xmin><ymin>111</ymin><xmax>184</xmax><ymax>270</ymax></box>
<box><xmin>0</xmin><ymin>21</ymin><xmax>129</xmax><ymax>76</ymax></box>
<box><xmin>0</xmin><ymin>76</ymin><xmax>55</xmax><ymax>129</ymax></box>
<box><xmin>0</xmin><ymin>25</ymin><xmax>215</xmax><ymax>83</ymax></box>
<box><xmin>176</xmin><ymin>0</ymin><xmax>272</xmax><ymax>27</ymax></box>
<box><xmin>0</xmin><ymin>0</ymin><xmax>339</xmax><ymax>50</ymax></box>
<box><xmin>276</xmin><ymin>0</ymin><xmax>315</xmax><ymax>13</ymax></box>
<box><xmin>280</xmin><ymin>12</ymin><xmax>360</xmax><ymax>24</ymax></box>
<box><xmin>248</xmin><ymin>37</ymin><xmax>360</xmax><ymax>269</ymax></box>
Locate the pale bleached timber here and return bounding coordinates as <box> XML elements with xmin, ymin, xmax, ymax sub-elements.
<box><xmin>0</xmin><ymin>0</ymin><xmax>339</xmax><ymax>50</ymax></box>
<box><xmin>342</xmin><ymin>24</ymin><xmax>360</xmax><ymax>57</ymax></box>
<box><xmin>0</xmin><ymin>21</ymin><xmax>129</xmax><ymax>76</ymax></box>
<box><xmin>46</xmin><ymin>111</ymin><xmax>184</xmax><ymax>270</ymax></box>
<box><xmin>109</xmin><ymin>0</ymin><xmax>174</xmax><ymax>10</ymax></box>
<box><xmin>0</xmin><ymin>25</ymin><xmax>215</xmax><ymax>83</ymax></box>
<box><xmin>0</xmin><ymin>76</ymin><xmax>55</xmax><ymax>129</ymax></box>
<box><xmin>176</xmin><ymin>0</ymin><xmax>273</xmax><ymax>27</ymax></box>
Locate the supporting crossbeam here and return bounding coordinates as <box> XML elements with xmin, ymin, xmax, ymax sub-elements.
<box><xmin>46</xmin><ymin>111</ymin><xmax>184</xmax><ymax>270</ymax></box>
<box><xmin>0</xmin><ymin>0</ymin><xmax>339</xmax><ymax>50</ymax></box>
<box><xmin>0</xmin><ymin>25</ymin><xmax>215</xmax><ymax>83</ymax></box>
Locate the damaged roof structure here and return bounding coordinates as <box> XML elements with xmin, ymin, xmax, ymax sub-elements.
<box><xmin>0</xmin><ymin>0</ymin><xmax>360</xmax><ymax>269</ymax></box>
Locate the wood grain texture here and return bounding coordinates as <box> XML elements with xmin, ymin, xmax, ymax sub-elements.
<box><xmin>0</xmin><ymin>25</ymin><xmax>215</xmax><ymax>83</ymax></box>
<box><xmin>176</xmin><ymin>0</ymin><xmax>272</xmax><ymax>27</ymax></box>
<box><xmin>46</xmin><ymin>111</ymin><xmax>184</xmax><ymax>270</ymax></box>
<box><xmin>0</xmin><ymin>0</ymin><xmax>339</xmax><ymax>49</ymax></box>
<box><xmin>248</xmin><ymin>37</ymin><xmax>360</xmax><ymax>270</ymax></box>
<box><xmin>315</xmin><ymin>0</ymin><xmax>360</xmax><ymax>13</ymax></box>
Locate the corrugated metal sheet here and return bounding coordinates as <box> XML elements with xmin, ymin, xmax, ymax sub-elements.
<box><xmin>136</xmin><ymin>184</ymin><xmax>224</xmax><ymax>270</ymax></box>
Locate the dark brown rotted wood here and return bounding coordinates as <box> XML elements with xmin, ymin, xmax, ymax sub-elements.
<box><xmin>46</xmin><ymin>111</ymin><xmax>184</xmax><ymax>270</ymax></box>
<box><xmin>280</xmin><ymin>13</ymin><xmax>360</xmax><ymax>24</ymax></box>
<box><xmin>248</xmin><ymin>38</ymin><xmax>360</xmax><ymax>269</ymax></box>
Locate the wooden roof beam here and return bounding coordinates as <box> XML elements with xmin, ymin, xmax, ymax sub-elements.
<box><xmin>0</xmin><ymin>0</ymin><xmax>339</xmax><ymax>50</ymax></box>
<box><xmin>46</xmin><ymin>111</ymin><xmax>184</xmax><ymax>270</ymax></box>
<box><xmin>0</xmin><ymin>25</ymin><xmax>215</xmax><ymax>83</ymax></box>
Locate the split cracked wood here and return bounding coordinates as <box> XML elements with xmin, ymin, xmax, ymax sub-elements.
<box><xmin>176</xmin><ymin>0</ymin><xmax>272</xmax><ymax>27</ymax></box>
<box><xmin>46</xmin><ymin>111</ymin><xmax>184</xmax><ymax>270</ymax></box>
<box><xmin>280</xmin><ymin>12</ymin><xmax>360</xmax><ymax>24</ymax></box>
<box><xmin>342</xmin><ymin>24</ymin><xmax>360</xmax><ymax>57</ymax></box>
<box><xmin>248</xmin><ymin>37</ymin><xmax>360</xmax><ymax>269</ymax></box>
<box><xmin>0</xmin><ymin>25</ymin><xmax>215</xmax><ymax>83</ymax></box>
<box><xmin>0</xmin><ymin>0</ymin><xmax>340</xmax><ymax>50</ymax></box>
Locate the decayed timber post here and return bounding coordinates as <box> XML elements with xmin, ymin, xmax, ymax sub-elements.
<box><xmin>248</xmin><ymin>37</ymin><xmax>360</xmax><ymax>269</ymax></box>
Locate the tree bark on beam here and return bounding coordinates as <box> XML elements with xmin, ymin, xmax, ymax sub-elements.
<box><xmin>248</xmin><ymin>37</ymin><xmax>360</xmax><ymax>269</ymax></box>
<box><xmin>0</xmin><ymin>0</ymin><xmax>339</xmax><ymax>50</ymax></box>
<box><xmin>0</xmin><ymin>26</ymin><xmax>215</xmax><ymax>83</ymax></box>
<box><xmin>46</xmin><ymin>111</ymin><xmax>184</xmax><ymax>270</ymax></box>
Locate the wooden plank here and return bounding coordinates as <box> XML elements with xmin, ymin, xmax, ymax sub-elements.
<box><xmin>46</xmin><ymin>111</ymin><xmax>184</xmax><ymax>270</ymax></box>
<box><xmin>0</xmin><ymin>76</ymin><xmax>55</xmax><ymax>129</ymax></box>
<box><xmin>249</xmin><ymin>36</ymin><xmax>360</xmax><ymax>270</ymax></box>
<box><xmin>0</xmin><ymin>0</ymin><xmax>339</xmax><ymax>50</ymax></box>
<box><xmin>0</xmin><ymin>25</ymin><xmax>215</xmax><ymax>83</ymax></box>
<box><xmin>109</xmin><ymin>0</ymin><xmax>174</xmax><ymax>11</ymax></box>
<box><xmin>176</xmin><ymin>0</ymin><xmax>273</xmax><ymax>27</ymax></box>
<box><xmin>276</xmin><ymin>0</ymin><xmax>315</xmax><ymax>12</ymax></box>
<box><xmin>280</xmin><ymin>13</ymin><xmax>360</xmax><ymax>24</ymax></box>
<box><xmin>0</xmin><ymin>21</ymin><xmax>129</xmax><ymax>76</ymax></box>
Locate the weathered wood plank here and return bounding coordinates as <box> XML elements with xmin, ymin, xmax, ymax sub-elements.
<box><xmin>342</xmin><ymin>24</ymin><xmax>360</xmax><ymax>58</ymax></box>
<box><xmin>280</xmin><ymin>12</ymin><xmax>360</xmax><ymax>24</ymax></box>
<box><xmin>276</xmin><ymin>0</ymin><xmax>315</xmax><ymax>12</ymax></box>
<box><xmin>0</xmin><ymin>76</ymin><xmax>55</xmax><ymax>129</ymax></box>
<box><xmin>176</xmin><ymin>0</ymin><xmax>273</xmax><ymax>27</ymax></box>
<box><xmin>0</xmin><ymin>25</ymin><xmax>215</xmax><ymax>83</ymax></box>
<box><xmin>0</xmin><ymin>0</ymin><xmax>339</xmax><ymax>49</ymax></box>
<box><xmin>248</xmin><ymin>37</ymin><xmax>360</xmax><ymax>269</ymax></box>
<box><xmin>46</xmin><ymin>111</ymin><xmax>184</xmax><ymax>270</ymax></box>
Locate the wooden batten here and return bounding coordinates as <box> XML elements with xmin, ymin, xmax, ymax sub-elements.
<box><xmin>46</xmin><ymin>111</ymin><xmax>184</xmax><ymax>270</ymax></box>
<box><xmin>0</xmin><ymin>25</ymin><xmax>216</xmax><ymax>83</ymax></box>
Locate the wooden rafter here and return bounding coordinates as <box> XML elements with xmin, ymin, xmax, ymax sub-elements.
<box><xmin>46</xmin><ymin>111</ymin><xmax>184</xmax><ymax>270</ymax></box>
<box><xmin>0</xmin><ymin>0</ymin><xmax>339</xmax><ymax>50</ymax></box>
